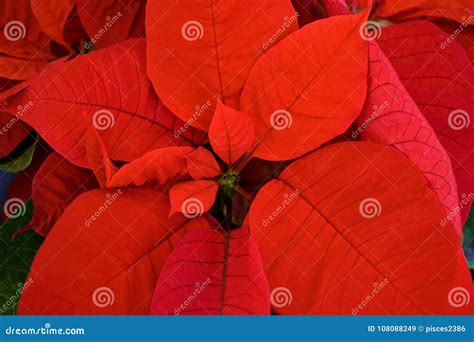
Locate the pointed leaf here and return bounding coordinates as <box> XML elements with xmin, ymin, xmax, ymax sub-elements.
<box><xmin>185</xmin><ymin>147</ymin><xmax>221</xmax><ymax>180</ymax></box>
<box><xmin>146</xmin><ymin>0</ymin><xmax>298</xmax><ymax>130</ymax></box>
<box><xmin>357</xmin><ymin>42</ymin><xmax>462</xmax><ymax>234</ymax></box>
<box><xmin>108</xmin><ymin>146</ymin><xmax>193</xmax><ymax>188</ymax></box>
<box><xmin>29</xmin><ymin>152</ymin><xmax>98</xmax><ymax>236</ymax></box>
<box><xmin>209</xmin><ymin>101</ymin><xmax>255</xmax><ymax>165</ymax></box>
<box><xmin>250</xmin><ymin>141</ymin><xmax>473</xmax><ymax>314</ymax></box>
<box><xmin>169</xmin><ymin>180</ymin><xmax>218</xmax><ymax>218</ymax></box>
<box><xmin>378</xmin><ymin>21</ymin><xmax>474</xmax><ymax>223</ymax></box>
<box><xmin>7</xmin><ymin>39</ymin><xmax>205</xmax><ymax>167</ymax></box>
<box><xmin>240</xmin><ymin>8</ymin><xmax>370</xmax><ymax>161</ymax></box>
<box><xmin>0</xmin><ymin>136</ymin><xmax>36</xmax><ymax>173</ymax></box>
<box><xmin>151</xmin><ymin>225</ymin><xmax>270</xmax><ymax>315</ymax></box>
<box><xmin>18</xmin><ymin>188</ymin><xmax>209</xmax><ymax>314</ymax></box>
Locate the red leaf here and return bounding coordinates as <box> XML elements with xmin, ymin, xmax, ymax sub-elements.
<box><xmin>30</xmin><ymin>0</ymin><xmax>85</xmax><ymax>47</ymax></box>
<box><xmin>209</xmin><ymin>100</ymin><xmax>255</xmax><ymax>165</ymax></box>
<box><xmin>357</xmin><ymin>42</ymin><xmax>462</xmax><ymax>234</ymax></box>
<box><xmin>28</xmin><ymin>152</ymin><xmax>98</xmax><ymax>236</ymax></box>
<box><xmin>0</xmin><ymin>0</ymin><xmax>59</xmax><ymax>81</ymax></box>
<box><xmin>7</xmin><ymin>39</ymin><xmax>205</xmax><ymax>167</ymax></box>
<box><xmin>0</xmin><ymin>112</ymin><xmax>31</xmax><ymax>158</ymax></box>
<box><xmin>323</xmin><ymin>0</ymin><xmax>351</xmax><ymax>16</ymax></box>
<box><xmin>376</xmin><ymin>0</ymin><xmax>474</xmax><ymax>25</ymax></box>
<box><xmin>151</xmin><ymin>225</ymin><xmax>270</xmax><ymax>315</ymax></box>
<box><xmin>19</xmin><ymin>188</ymin><xmax>209</xmax><ymax>314</ymax></box>
<box><xmin>146</xmin><ymin>0</ymin><xmax>298</xmax><ymax>130</ymax></box>
<box><xmin>378</xmin><ymin>21</ymin><xmax>474</xmax><ymax>223</ymax></box>
<box><xmin>107</xmin><ymin>146</ymin><xmax>193</xmax><ymax>188</ymax></box>
<box><xmin>240</xmin><ymin>8</ymin><xmax>370</xmax><ymax>161</ymax></box>
<box><xmin>77</xmin><ymin>0</ymin><xmax>146</xmax><ymax>48</ymax></box>
<box><xmin>169</xmin><ymin>180</ymin><xmax>218</xmax><ymax>218</ymax></box>
<box><xmin>185</xmin><ymin>147</ymin><xmax>221</xmax><ymax>180</ymax></box>
<box><xmin>249</xmin><ymin>141</ymin><xmax>473</xmax><ymax>314</ymax></box>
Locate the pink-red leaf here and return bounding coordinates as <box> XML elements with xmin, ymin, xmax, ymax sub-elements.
<box><xmin>249</xmin><ymin>141</ymin><xmax>473</xmax><ymax>314</ymax></box>
<box><xmin>7</xmin><ymin>39</ymin><xmax>205</xmax><ymax>167</ymax></box>
<box><xmin>19</xmin><ymin>188</ymin><xmax>209</xmax><ymax>314</ymax></box>
<box><xmin>151</xmin><ymin>225</ymin><xmax>270</xmax><ymax>315</ymax></box>
<box><xmin>169</xmin><ymin>180</ymin><xmax>218</xmax><ymax>218</ymax></box>
<box><xmin>240</xmin><ymin>8</ymin><xmax>369</xmax><ymax>161</ymax></box>
<box><xmin>378</xmin><ymin>21</ymin><xmax>474</xmax><ymax>223</ymax></box>
<box><xmin>209</xmin><ymin>100</ymin><xmax>254</xmax><ymax>165</ymax></box>
<box><xmin>323</xmin><ymin>0</ymin><xmax>351</xmax><ymax>16</ymax></box>
<box><xmin>357</xmin><ymin>42</ymin><xmax>461</xmax><ymax>234</ymax></box>
<box><xmin>146</xmin><ymin>0</ymin><xmax>298</xmax><ymax>130</ymax></box>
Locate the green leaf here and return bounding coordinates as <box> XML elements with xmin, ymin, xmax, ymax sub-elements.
<box><xmin>462</xmin><ymin>204</ymin><xmax>474</xmax><ymax>270</ymax></box>
<box><xmin>0</xmin><ymin>199</ymin><xmax>43</xmax><ymax>315</ymax></box>
<box><xmin>0</xmin><ymin>138</ymin><xmax>37</xmax><ymax>173</ymax></box>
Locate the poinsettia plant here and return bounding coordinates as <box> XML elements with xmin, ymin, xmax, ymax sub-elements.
<box><xmin>0</xmin><ymin>0</ymin><xmax>473</xmax><ymax>315</ymax></box>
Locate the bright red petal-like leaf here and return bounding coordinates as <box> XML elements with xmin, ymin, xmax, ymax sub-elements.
<box><xmin>108</xmin><ymin>146</ymin><xmax>193</xmax><ymax>188</ymax></box>
<box><xmin>240</xmin><ymin>7</ymin><xmax>370</xmax><ymax>161</ymax></box>
<box><xmin>249</xmin><ymin>141</ymin><xmax>473</xmax><ymax>314</ymax></box>
<box><xmin>28</xmin><ymin>152</ymin><xmax>97</xmax><ymax>236</ymax></box>
<box><xmin>146</xmin><ymin>0</ymin><xmax>298</xmax><ymax>130</ymax></box>
<box><xmin>376</xmin><ymin>0</ymin><xmax>474</xmax><ymax>25</ymax></box>
<box><xmin>30</xmin><ymin>0</ymin><xmax>85</xmax><ymax>47</ymax></box>
<box><xmin>169</xmin><ymin>180</ymin><xmax>218</xmax><ymax>218</ymax></box>
<box><xmin>209</xmin><ymin>100</ymin><xmax>255</xmax><ymax>165</ymax></box>
<box><xmin>151</xmin><ymin>225</ymin><xmax>270</xmax><ymax>315</ymax></box>
<box><xmin>357</xmin><ymin>42</ymin><xmax>461</xmax><ymax>234</ymax></box>
<box><xmin>77</xmin><ymin>0</ymin><xmax>145</xmax><ymax>48</ymax></box>
<box><xmin>6</xmin><ymin>39</ymin><xmax>205</xmax><ymax>167</ymax></box>
<box><xmin>185</xmin><ymin>147</ymin><xmax>221</xmax><ymax>180</ymax></box>
<box><xmin>378</xmin><ymin>21</ymin><xmax>474</xmax><ymax>223</ymax></box>
<box><xmin>0</xmin><ymin>0</ymin><xmax>59</xmax><ymax>81</ymax></box>
<box><xmin>19</xmin><ymin>188</ymin><xmax>209</xmax><ymax>314</ymax></box>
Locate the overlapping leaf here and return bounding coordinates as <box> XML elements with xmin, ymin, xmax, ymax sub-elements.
<box><xmin>146</xmin><ymin>0</ymin><xmax>298</xmax><ymax>130</ymax></box>
<box><xmin>151</xmin><ymin>225</ymin><xmax>269</xmax><ymax>315</ymax></box>
<box><xmin>250</xmin><ymin>141</ymin><xmax>472</xmax><ymax>314</ymax></box>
